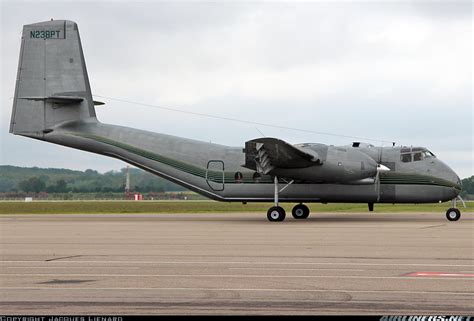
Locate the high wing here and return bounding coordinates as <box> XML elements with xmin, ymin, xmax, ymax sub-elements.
<box><xmin>243</xmin><ymin>138</ymin><xmax>321</xmax><ymax>174</ymax></box>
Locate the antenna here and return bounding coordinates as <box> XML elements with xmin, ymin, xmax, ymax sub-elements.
<box><xmin>256</xmin><ymin>128</ymin><xmax>266</xmax><ymax>137</ymax></box>
<box><xmin>94</xmin><ymin>94</ymin><xmax>395</xmax><ymax>144</ymax></box>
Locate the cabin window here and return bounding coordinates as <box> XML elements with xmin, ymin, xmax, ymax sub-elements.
<box><xmin>253</xmin><ymin>172</ymin><xmax>261</xmax><ymax>183</ymax></box>
<box><xmin>234</xmin><ymin>172</ymin><xmax>243</xmax><ymax>184</ymax></box>
<box><xmin>400</xmin><ymin>153</ymin><xmax>412</xmax><ymax>162</ymax></box>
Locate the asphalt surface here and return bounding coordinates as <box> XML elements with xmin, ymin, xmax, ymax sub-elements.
<box><xmin>0</xmin><ymin>211</ymin><xmax>473</xmax><ymax>315</ymax></box>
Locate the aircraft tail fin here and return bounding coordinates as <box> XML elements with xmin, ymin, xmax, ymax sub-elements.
<box><xmin>10</xmin><ymin>20</ymin><xmax>97</xmax><ymax>137</ymax></box>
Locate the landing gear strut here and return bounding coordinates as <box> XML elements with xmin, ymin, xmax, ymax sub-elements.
<box><xmin>267</xmin><ymin>176</ymin><xmax>286</xmax><ymax>222</ymax></box>
<box><xmin>446</xmin><ymin>198</ymin><xmax>461</xmax><ymax>222</ymax></box>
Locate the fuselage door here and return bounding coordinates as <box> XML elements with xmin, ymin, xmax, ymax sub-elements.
<box><xmin>206</xmin><ymin>160</ymin><xmax>225</xmax><ymax>191</ymax></box>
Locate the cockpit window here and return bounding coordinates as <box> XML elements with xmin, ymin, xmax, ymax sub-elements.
<box><xmin>413</xmin><ymin>152</ymin><xmax>423</xmax><ymax>161</ymax></box>
<box><xmin>422</xmin><ymin>151</ymin><xmax>432</xmax><ymax>158</ymax></box>
<box><xmin>400</xmin><ymin>148</ymin><xmax>436</xmax><ymax>163</ymax></box>
<box><xmin>400</xmin><ymin>153</ymin><xmax>412</xmax><ymax>163</ymax></box>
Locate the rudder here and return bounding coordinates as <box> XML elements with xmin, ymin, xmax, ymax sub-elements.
<box><xmin>10</xmin><ymin>20</ymin><xmax>96</xmax><ymax>137</ymax></box>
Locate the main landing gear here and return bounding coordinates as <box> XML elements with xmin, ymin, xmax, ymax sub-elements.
<box><xmin>266</xmin><ymin>176</ymin><xmax>311</xmax><ymax>222</ymax></box>
<box><xmin>267</xmin><ymin>176</ymin><xmax>286</xmax><ymax>222</ymax></box>
<box><xmin>292</xmin><ymin>204</ymin><xmax>310</xmax><ymax>219</ymax></box>
<box><xmin>267</xmin><ymin>206</ymin><xmax>286</xmax><ymax>222</ymax></box>
<box><xmin>267</xmin><ymin>204</ymin><xmax>310</xmax><ymax>222</ymax></box>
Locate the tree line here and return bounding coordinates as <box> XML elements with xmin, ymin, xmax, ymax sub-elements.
<box><xmin>0</xmin><ymin>166</ymin><xmax>185</xmax><ymax>194</ymax></box>
<box><xmin>0</xmin><ymin>165</ymin><xmax>473</xmax><ymax>199</ymax></box>
<box><xmin>460</xmin><ymin>176</ymin><xmax>474</xmax><ymax>199</ymax></box>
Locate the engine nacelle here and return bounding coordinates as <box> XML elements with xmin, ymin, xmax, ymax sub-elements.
<box><xmin>271</xmin><ymin>146</ymin><xmax>378</xmax><ymax>184</ymax></box>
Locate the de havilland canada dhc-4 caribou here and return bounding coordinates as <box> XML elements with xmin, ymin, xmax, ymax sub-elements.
<box><xmin>10</xmin><ymin>20</ymin><xmax>465</xmax><ymax>222</ymax></box>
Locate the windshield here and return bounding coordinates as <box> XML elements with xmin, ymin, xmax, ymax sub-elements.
<box><xmin>400</xmin><ymin>148</ymin><xmax>435</xmax><ymax>162</ymax></box>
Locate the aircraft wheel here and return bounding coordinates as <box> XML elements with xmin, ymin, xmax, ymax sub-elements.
<box><xmin>292</xmin><ymin>204</ymin><xmax>310</xmax><ymax>219</ymax></box>
<box><xmin>446</xmin><ymin>208</ymin><xmax>461</xmax><ymax>221</ymax></box>
<box><xmin>267</xmin><ymin>206</ymin><xmax>286</xmax><ymax>222</ymax></box>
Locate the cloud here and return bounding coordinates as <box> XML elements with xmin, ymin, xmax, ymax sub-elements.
<box><xmin>85</xmin><ymin>2</ymin><xmax>471</xmax><ymax>109</ymax></box>
<box><xmin>1</xmin><ymin>1</ymin><xmax>472</xmax><ymax>178</ymax></box>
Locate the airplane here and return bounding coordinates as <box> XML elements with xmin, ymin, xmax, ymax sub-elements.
<box><xmin>9</xmin><ymin>20</ymin><xmax>464</xmax><ymax>222</ymax></box>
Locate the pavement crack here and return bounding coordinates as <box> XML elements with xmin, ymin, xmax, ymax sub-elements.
<box><xmin>45</xmin><ymin>255</ymin><xmax>83</xmax><ymax>262</ymax></box>
<box><xmin>37</xmin><ymin>279</ymin><xmax>96</xmax><ymax>284</ymax></box>
<box><xmin>420</xmin><ymin>224</ymin><xmax>446</xmax><ymax>229</ymax></box>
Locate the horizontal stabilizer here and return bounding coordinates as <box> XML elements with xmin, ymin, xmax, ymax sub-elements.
<box><xmin>18</xmin><ymin>96</ymin><xmax>84</xmax><ymax>104</ymax></box>
<box><xmin>243</xmin><ymin>138</ymin><xmax>321</xmax><ymax>174</ymax></box>
<box><xmin>17</xmin><ymin>96</ymin><xmax>105</xmax><ymax>106</ymax></box>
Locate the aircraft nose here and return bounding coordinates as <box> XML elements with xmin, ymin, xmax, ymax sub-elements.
<box><xmin>454</xmin><ymin>174</ymin><xmax>461</xmax><ymax>188</ymax></box>
<box><xmin>434</xmin><ymin>159</ymin><xmax>461</xmax><ymax>186</ymax></box>
<box><xmin>452</xmin><ymin>174</ymin><xmax>462</xmax><ymax>195</ymax></box>
<box><xmin>447</xmin><ymin>167</ymin><xmax>462</xmax><ymax>190</ymax></box>
<box><xmin>444</xmin><ymin>166</ymin><xmax>462</xmax><ymax>199</ymax></box>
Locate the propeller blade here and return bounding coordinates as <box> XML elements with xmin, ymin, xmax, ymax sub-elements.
<box><xmin>375</xmin><ymin>170</ymin><xmax>381</xmax><ymax>202</ymax></box>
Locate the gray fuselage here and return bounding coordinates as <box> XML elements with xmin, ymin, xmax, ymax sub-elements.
<box><xmin>34</xmin><ymin>118</ymin><xmax>461</xmax><ymax>204</ymax></box>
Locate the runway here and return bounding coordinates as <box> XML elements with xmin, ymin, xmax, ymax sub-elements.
<box><xmin>0</xmin><ymin>212</ymin><xmax>473</xmax><ymax>315</ymax></box>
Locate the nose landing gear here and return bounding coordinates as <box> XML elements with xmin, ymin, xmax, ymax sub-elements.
<box><xmin>446</xmin><ymin>208</ymin><xmax>461</xmax><ymax>221</ymax></box>
<box><xmin>446</xmin><ymin>197</ymin><xmax>464</xmax><ymax>221</ymax></box>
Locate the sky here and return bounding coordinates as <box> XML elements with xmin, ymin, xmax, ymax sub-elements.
<box><xmin>0</xmin><ymin>1</ymin><xmax>472</xmax><ymax>178</ymax></box>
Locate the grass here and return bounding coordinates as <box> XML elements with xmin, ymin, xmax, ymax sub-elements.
<box><xmin>0</xmin><ymin>200</ymin><xmax>472</xmax><ymax>214</ymax></box>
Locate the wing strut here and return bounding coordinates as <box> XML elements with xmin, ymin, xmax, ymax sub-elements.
<box><xmin>279</xmin><ymin>179</ymin><xmax>294</xmax><ymax>193</ymax></box>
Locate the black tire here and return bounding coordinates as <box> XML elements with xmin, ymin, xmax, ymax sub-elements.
<box><xmin>267</xmin><ymin>206</ymin><xmax>286</xmax><ymax>222</ymax></box>
<box><xmin>446</xmin><ymin>208</ymin><xmax>461</xmax><ymax>221</ymax></box>
<box><xmin>292</xmin><ymin>204</ymin><xmax>310</xmax><ymax>219</ymax></box>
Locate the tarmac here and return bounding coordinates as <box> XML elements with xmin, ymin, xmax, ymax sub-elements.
<box><xmin>0</xmin><ymin>212</ymin><xmax>473</xmax><ymax>315</ymax></box>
